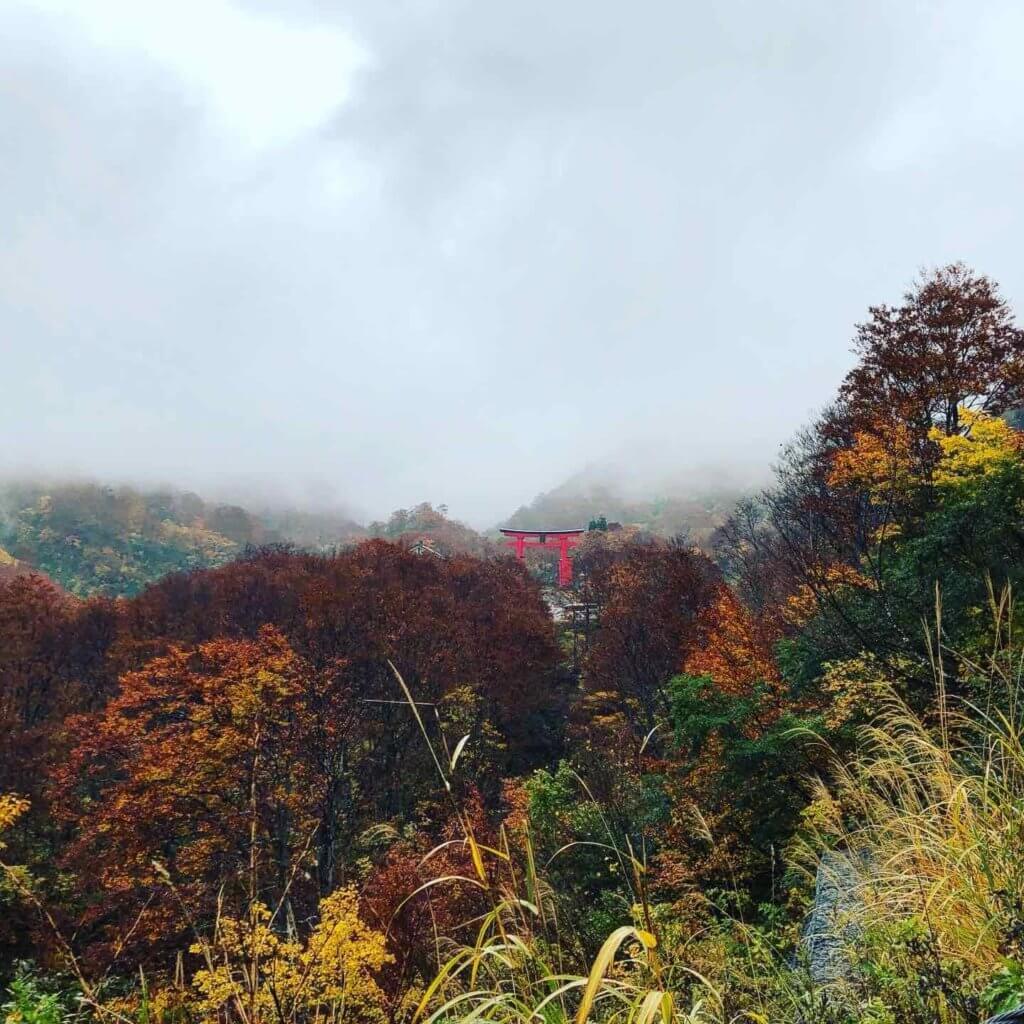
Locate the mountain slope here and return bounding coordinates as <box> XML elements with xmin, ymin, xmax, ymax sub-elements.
<box><xmin>0</xmin><ymin>545</ymin><xmax>39</xmax><ymax>585</ymax></box>
<box><xmin>502</xmin><ymin>470</ymin><xmax>750</xmax><ymax>545</ymax></box>
<box><xmin>0</xmin><ymin>482</ymin><xmax>278</xmax><ymax>597</ymax></box>
<box><xmin>368</xmin><ymin>501</ymin><xmax>494</xmax><ymax>556</ymax></box>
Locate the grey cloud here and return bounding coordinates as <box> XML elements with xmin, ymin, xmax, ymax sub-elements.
<box><xmin>5</xmin><ymin>0</ymin><xmax>1024</xmax><ymax>525</ymax></box>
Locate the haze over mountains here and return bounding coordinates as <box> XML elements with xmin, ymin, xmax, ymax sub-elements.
<box><xmin>14</xmin><ymin>1</ymin><xmax>1024</xmax><ymax>527</ymax></box>
<box><xmin>0</xmin><ymin>480</ymin><xmax>364</xmax><ymax>596</ymax></box>
<box><xmin>504</xmin><ymin>455</ymin><xmax>766</xmax><ymax>542</ymax></box>
<box><xmin>0</xmin><ymin>458</ymin><xmax>757</xmax><ymax>596</ymax></box>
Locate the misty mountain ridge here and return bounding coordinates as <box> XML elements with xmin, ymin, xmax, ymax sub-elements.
<box><xmin>0</xmin><ymin>461</ymin><xmax>753</xmax><ymax>596</ymax></box>
<box><xmin>0</xmin><ymin>479</ymin><xmax>364</xmax><ymax>597</ymax></box>
<box><xmin>501</xmin><ymin>460</ymin><xmax>760</xmax><ymax>543</ymax></box>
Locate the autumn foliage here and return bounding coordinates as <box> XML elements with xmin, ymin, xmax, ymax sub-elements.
<box><xmin>0</xmin><ymin>541</ymin><xmax>564</xmax><ymax>978</ymax></box>
<box><xmin>682</xmin><ymin>586</ymin><xmax>780</xmax><ymax>696</ymax></box>
<box><xmin>577</xmin><ymin>534</ymin><xmax>718</xmax><ymax>731</ymax></box>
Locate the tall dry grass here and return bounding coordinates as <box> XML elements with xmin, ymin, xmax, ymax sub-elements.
<box><xmin>791</xmin><ymin>586</ymin><xmax>1024</xmax><ymax>1019</ymax></box>
<box><xmin>413</xmin><ymin>591</ymin><xmax>1024</xmax><ymax>1024</ymax></box>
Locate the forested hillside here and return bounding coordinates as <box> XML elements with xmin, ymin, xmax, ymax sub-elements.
<box><xmin>503</xmin><ymin>476</ymin><xmax>748</xmax><ymax>545</ymax></box>
<box><xmin>0</xmin><ymin>483</ymin><xmax>278</xmax><ymax>597</ymax></box>
<box><xmin>3</xmin><ymin>264</ymin><xmax>1024</xmax><ymax>1024</ymax></box>
<box><xmin>256</xmin><ymin>505</ymin><xmax>366</xmax><ymax>552</ymax></box>
<box><xmin>0</xmin><ymin>483</ymin><xmax>367</xmax><ymax>597</ymax></box>
<box><xmin>0</xmin><ymin>545</ymin><xmax>49</xmax><ymax>587</ymax></box>
<box><xmin>369</xmin><ymin>501</ymin><xmax>495</xmax><ymax>556</ymax></box>
<box><xmin>0</xmin><ymin>474</ymin><xmax>735</xmax><ymax>602</ymax></box>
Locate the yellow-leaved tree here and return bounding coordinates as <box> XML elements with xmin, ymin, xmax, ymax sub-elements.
<box><xmin>190</xmin><ymin>886</ymin><xmax>393</xmax><ymax>1024</ymax></box>
<box><xmin>830</xmin><ymin>408</ymin><xmax>1022</xmax><ymax>498</ymax></box>
<box><xmin>0</xmin><ymin>794</ymin><xmax>28</xmax><ymax>839</ymax></box>
<box><xmin>930</xmin><ymin>407</ymin><xmax>1024</xmax><ymax>486</ymax></box>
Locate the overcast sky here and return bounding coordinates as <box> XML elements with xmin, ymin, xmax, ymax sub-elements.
<box><xmin>4</xmin><ymin>0</ymin><xmax>1024</xmax><ymax>524</ymax></box>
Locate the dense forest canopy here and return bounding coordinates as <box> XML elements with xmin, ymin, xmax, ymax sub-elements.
<box><xmin>3</xmin><ymin>264</ymin><xmax>1024</xmax><ymax>1024</ymax></box>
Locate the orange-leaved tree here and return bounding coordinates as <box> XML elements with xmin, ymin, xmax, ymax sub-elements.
<box><xmin>56</xmin><ymin>626</ymin><xmax>339</xmax><ymax>967</ymax></box>
<box><xmin>654</xmin><ymin>585</ymin><xmax>814</xmax><ymax>900</ymax></box>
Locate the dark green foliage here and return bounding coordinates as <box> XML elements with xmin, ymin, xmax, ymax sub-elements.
<box><xmin>1</xmin><ymin>965</ymin><xmax>75</xmax><ymax>1024</ymax></box>
<box><xmin>779</xmin><ymin>458</ymin><xmax>1024</xmax><ymax>697</ymax></box>
<box><xmin>526</xmin><ymin>760</ymin><xmax>668</xmax><ymax>953</ymax></box>
<box><xmin>667</xmin><ymin>674</ymin><xmax>818</xmax><ymax>884</ymax></box>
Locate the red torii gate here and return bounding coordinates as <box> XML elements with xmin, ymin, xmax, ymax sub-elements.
<box><xmin>500</xmin><ymin>528</ymin><xmax>584</xmax><ymax>588</ymax></box>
